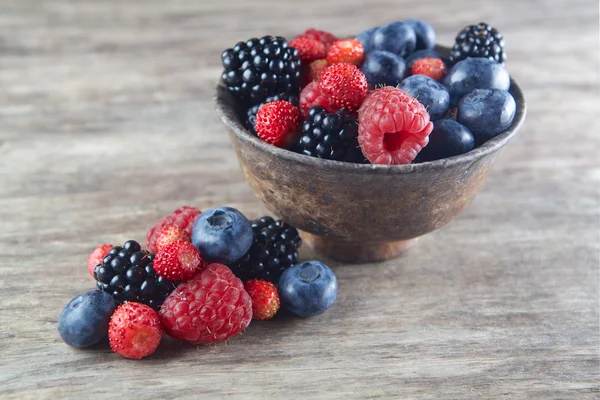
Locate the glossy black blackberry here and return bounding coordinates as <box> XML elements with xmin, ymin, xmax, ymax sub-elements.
<box><xmin>229</xmin><ymin>216</ymin><xmax>302</xmax><ymax>283</ymax></box>
<box><xmin>221</xmin><ymin>36</ymin><xmax>302</xmax><ymax>106</ymax></box>
<box><xmin>450</xmin><ymin>22</ymin><xmax>506</xmax><ymax>65</ymax></box>
<box><xmin>245</xmin><ymin>93</ymin><xmax>299</xmax><ymax>135</ymax></box>
<box><xmin>294</xmin><ymin>106</ymin><xmax>366</xmax><ymax>163</ymax></box>
<box><xmin>93</xmin><ymin>240</ymin><xmax>179</xmax><ymax>310</ymax></box>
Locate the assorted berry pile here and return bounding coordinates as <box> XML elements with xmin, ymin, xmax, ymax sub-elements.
<box><xmin>58</xmin><ymin>206</ymin><xmax>337</xmax><ymax>359</ymax></box>
<box><xmin>221</xmin><ymin>20</ymin><xmax>517</xmax><ymax>165</ymax></box>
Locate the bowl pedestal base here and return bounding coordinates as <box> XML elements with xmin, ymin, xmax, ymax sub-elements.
<box><xmin>301</xmin><ymin>232</ymin><xmax>418</xmax><ymax>264</ymax></box>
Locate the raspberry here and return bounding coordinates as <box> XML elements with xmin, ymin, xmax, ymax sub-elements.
<box><xmin>255</xmin><ymin>100</ymin><xmax>300</xmax><ymax>148</ymax></box>
<box><xmin>108</xmin><ymin>302</ymin><xmax>163</xmax><ymax>360</ymax></box>
<box><xmin>358</xmin><ymin>86</ymin><xmax>433</xmax><ymax>165</ymax></box>
<box><xmin>289</xmin><ymin>37</ymin><xmax>326</xmax><ymax>64</ymax></box>
<box><xmin>146</xmin><ymin>206</ymin><xmax>201</xmax><ymax>253</ymax></box>
<box><xmin>326</xmin><ymin>39</ymin><xmax>364</xmax><ymax>66</ymax></box>
<box><xmin>155</xmin><ymin>225</ymin><xmax>191</xmax><ymax>253</ymax></box>
<box><xmin>244</xmin><ymin>280</ymin><xmax>280</xmax><ymax>320</ymax></box>
<box><xmin>412</xmin><ymin>57</ymin><xmax>446</xmax><ymax>81</ymax></box>
<box><xmin>88</xmin><ymin>244</ymin><xmax>112</xmax><ymax>277</ymax></box>
<box><xmin>307</xmin><ymin>59</ymin><xmax>328</xmax><ymax>83</ymax></box>
<box><xmin>298</xmin><ymin>28</ymin><xmax>338</xmax><ymax>49</ymax></box>
<box><xmin>318</xmin><ymin>63</ymin><xmax>368</xmax><ymax>113</ymax></box>
<box><xmin>154</xmin><ymin>240</ymin><xmax>203</xmax><ymax>281</ymax></box>
<box><xmin>299</xmin><ymin>81</ymin><xmax>335</xmax><ymax>118</ymax></box>
<box><xmin>159</xmin><ymin>263</ymin><xmax>252</xmax><ymax>344</ymax></box>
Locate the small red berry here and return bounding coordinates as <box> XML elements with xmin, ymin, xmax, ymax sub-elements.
<box><xmin>244</xmin><ymin>280</ymin><xmax>280</xmax><ymax>320</ymax></box>
<box><xmin>326</xmin><ymin>39</ymin><xmax>364</xmax><ymax>66</ymax></box>
<box><xmin>318</xmin><ymin>62</ymin><xmax>368</xmax><ymax>113</ymax></box>
<box><xmin>88</xmin><ymin>244</ymin><xmax>112</xmax><ymax>277</ymax></box>
<box><xmin>307</xmin><ymin>59</ymin><xmax>328</xmax><ymax>82</ymax></box>
<box><xmin>108</xmin><ymin>302</ymin><xmax>163</xmax><ymax>360</ymax></box>
<box><xmin>299</xmin><ymin>81</ymin><xmax>335</xmax><ymax>118</ymax></box>
<box><xmin>289</xmin><ymin>37</ymin><xmax>326</xmax><ymax>64</ymax></box>
<box><xmin>159</xmin><ymin>263</ymin><xmax>252</xmax><ymax>344</ymax></box>
<box><xmin>255</xmin><ymin>100</ymin><xmax>300</xmax><ymax>148</ymax></box>
<box><xmin>155</xmin><ymin>225</ymin><xmax>191</xmax><ymax>253</ymax></box>
<box><xmin>147</xmin><ymin>206</ymin><xmax>201</xmax><ymax>253</ymax></box>
<box><xmin>298</xmin><ymin>28</ymin><xmax>338</xmax><ymax>49</ymax></box>
<box><xmin>154</xmin><ymin>240</ymin><xmax>203</xmax><ymax>281</ymax></box>
<box><xmin>411</xmin><ymin>58</ymin><xmax>446</xmax><ymax>81</ymax></box>
<box><xmin>358</xmin><ymin>86</ymin><xmax>433</xmax><ymax>165</ymax></box>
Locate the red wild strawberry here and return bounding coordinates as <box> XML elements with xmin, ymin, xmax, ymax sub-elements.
<box><xmin>154</xmin><ymin>240</ymin><xmax>203</xmax><ymax>281</ymax></box>
<box><xmin>255</xmin><ymin>100</ymin><xmax>300</xmax><ymax>148</ymax></box>
<box><xmin>146</xmin><ymin>206</ymin><xmax>201</xmax><ymax>253</ymax></box>
<box><xmin>108</xmin><ymin>302</ymin><xmax>163</xmax><ymax>360</ymax></box>
<box><xmin>326</xmin><ymin>39</ymin><xmax>364</xmax><ymax>66</ymax></box>
<box><xmin>307</xmin><ymin>59</ymin><xmax>328</xmax><ymax>82</ymax></box>
<box><xmin>289</xmin><ymin>37</ymin><xmax>326</xmax><ymax>64</ymax></box>
<box><xmin>299</xmin><ymin>81</ymin><xmax>335</xmax><ymax>118</ymax></box>
<box><xmin>159</xmin><ymin>263</ymin><xmax>252</xmax><ymax>344</ymax></box>
<box><xmin>155</xmin><ymin>225</ymin><xmax>191</xmax><ymax>253</ymax></box>
<box><xmin>244</xmin><ymin>280</ymin><xmax>280</xmax><ymax>320</ymax></box>
<box><xmin>298</xmin><ymin>28</ymin><xmax>338</xmax><ymax>49</ymax></box>
<box><xmin>88</xmin><ymin>244</ymin><xmax>112</xmax><ymax>277</ymax></box>
<box><xmin>358</xmin><ymin>86</ymin><xmax>433</xmax><ymax>165</ymax></box>
<box><xmin>412</xmin><ymin>57</ymin><xmax>446</xmax><ymax>81</ymax></box>
<box><xmin>318</xmin><ymin>62</ymin><xmax>368</xmax><ymax>113</ymax></box>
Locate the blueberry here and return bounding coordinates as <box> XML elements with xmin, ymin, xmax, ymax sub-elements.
<box><xmin>405</xmin><ymin>48</ymin><xmax>443</xmax><ymax>69</ymax></box>
<box><xmin>191</xmin><ymin>206</ymin><xmax>253</xmax><ymax>264</ymax></box>
<box><xmin>361</xmin><ymin>51</ymin><xmax>406</xmax><ymax>87</ymax></box>
<box><xmin>356</xmin><ymin>26</ymin><xmax>378</xmax><ymax>53</ymax></box>
<box><xmin>457</xmin><ymin>88</ymin><xmax>516</xmax><ymax>144</ymax></box>
<box><xmin>370</xmin><ymin>22</ymin><xmax>417</xmax><ymax>58</ymax></box>
<box><xmin>418</xmin><ymin>119</ymin><xmax>475</xmax><ymax>161</ymax></box>
<box><xmin>443</xmin><ymin>57</ymin><xmax>510</xmax><ymax>106</ymax></box>
<box><xmin>278</xmin><ymin>261</ymin><xmax>338</xmax><ymax>317</ymax></box>
<box><xmin>57</xmin><ymin>290</ymin><xmax>116</xmax><ymax>348</ymax></box>
<box><xmin>403</xmin><ymin>19</ymin><xmax>436</xmax><ymax>50</ymax></box>
<box><xmin>398</xmin><ymin>75</ymin><xmax>450</xmax><ymax>121</ymax></box>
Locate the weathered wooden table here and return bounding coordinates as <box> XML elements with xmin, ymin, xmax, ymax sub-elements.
<box><xmin>1</xmin><ymin>1</ymin><xmax>598</xmax><ymax>398</ymax></box>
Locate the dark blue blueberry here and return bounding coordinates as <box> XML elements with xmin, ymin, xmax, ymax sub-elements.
<box><xmin>457</xmin><ymin>88</ymin><xmax>516</xmax><ymax>144</ymax></box>
<box><xmin>278</xmin><ymin>261</ymin><xmax>338</xmax><ymax>317</ymax></box>
<box><xmin>405</xmin><ymin>48</ymin><xmax>443</xmax><ymax>69</ymax></box>
<box><xmin>403</xmin><ymin>19</ymin><xmax>436</xmax><ymax>50</ymax></box>
<box><xmin>57</xmin><ymin>290</ymin><xmax>116</xmax><ymax>348</ymax></box>
<box><xmin>191</xmin><ymin>206</ymin><xmax>253</xmax><ymax>264</ymax></box>
<box><xmin>356</xmin><ymin>26</ymin><xmax>378</xmax><ymax>53</ymax></box>
<box><xmin>370</xmin><ymin>22</ymin><xmax>416</xmax><ymax>58</ymax></box>
<box><xmin>398</xmin><ymin>75</ymin><xmax>450</xmax><ymax>121</ymax></box>
<box><xmin>361</xmin><ymin>51</ymin><xmax>406</xmax><ymax>87</ymax></box>
<box><xmin>443</xmin><ymin>57</ymin><xmax>510</xmax><ymax>106</ymax></box>
<box><xmin>418</xmin><ymin>119</ymin><xmax>475</xmax><ymax>161</ymax></box>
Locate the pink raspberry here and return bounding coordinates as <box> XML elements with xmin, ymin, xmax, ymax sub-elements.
<box><xmin>146</xmin><ymin>206</ymin><xmax>201</xmax><ymax>253</ymax></box>
<box><xmin>358</xmin><ymin>87</ymin><xmax>433</xmax><ymax>165</ymax></box>
<box><xmin>299</xmin><ymin>81</ymin><xmax>335</xmax><ymax>118</ymax></box>
<box><xmin>88</xmin><ymin>244</ymin><xmax>112</xmax><ymax>277</ymax></box>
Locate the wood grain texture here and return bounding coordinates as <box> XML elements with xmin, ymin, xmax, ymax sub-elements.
<box><xmin>0</xmin><ymin>0</ymin><xmax>598</xmax><ymax>399</ymax></box>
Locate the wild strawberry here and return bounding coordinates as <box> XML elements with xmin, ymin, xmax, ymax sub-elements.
<box><xmin>412</xmin><ymin>57</ymin><xmax>446</xmax><ymax>81</ymax></box>
<box><xmin>88</xmin><ymin>244</ymin><xmax>112</xmax><ymax>277</ymax></box>
<box><xmin>318</xmin><ymin>62</ymin><xmax>368</xmax><ymax>113</ymax></box>
<box><xmin>326</xmin><ymin>39</ymin><xmax>364</xmax><ymax>66</ymax></box>
<box><xmin>297</xmin><ymin>28</ymin><xmax>338</xmax><ymax>49</ymax></box>
<box><xmin>154</xmin><ymin>240</ymin><xmax>203</xmax><ymax>281</ymax></box>
<box><xmin>358</xmin><ymin>86</ymin><xmax>433</xmax><ymax>165</ymax></box>
<box><xmin>299</xmin><ymin>81</ymin><xmax>335</xmax><ymax>118</ymax></box>
<box><xmin>244</xmin><ymin>280</ymin><xmax>280</xmax><ymax>320</ymax></box>
<box><xmin>255</xmin><ymin>100</ymin><xmax>300</xmax><ymax>148</ymax></box>
<box><xmin>155</xmin><ymin>225</ymin><xmax>191</xmax><ymax>253</ymax></box>
<box><xmin>307</xmin><ymin>59</ymin><xmax>328</xmax><ymax>82</ymax></box>
<box><xmin>289</xmin><ymin>37</ymin><xmax>326</xmax><ymax>64</ymax></box>
<box><xmin>108</xmin><ymin>302</ymin><xmax>162</xmax><ymax>360</ymax></box>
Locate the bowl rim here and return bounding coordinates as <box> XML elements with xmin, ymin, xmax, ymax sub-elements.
<box><xmin>214</xmin><ymin>45</ymin><xmax>527</xmax><ymax>174</ymax></box>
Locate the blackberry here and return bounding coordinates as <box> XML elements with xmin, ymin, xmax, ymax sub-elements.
<box><xmin>229</xmin><ymin>216</ymin><xmax>302</xmax><ymax>283</ymax></box>
<box><xmin>245</xmin><ymin>92</ymin><xmax>299</xmax><ymax>135</ymax></box>
<box><xmin>221</xmin><ymin>36</ymin><xmax>302</xmax><ymax>106</ymax></box>
<box><xmin>93</xmin><ymin>240</ymin><xmax>179</xmax><ymax>310</ymax></box>
<box><xmin>450</xmin><ymin>22</ymin><xmax>506</xmax><ymax>65</ymax></box>
<box><xmin>294</xmin><ymin>106</ymin><xmax>366</xmax><ymax>163</ymax></box>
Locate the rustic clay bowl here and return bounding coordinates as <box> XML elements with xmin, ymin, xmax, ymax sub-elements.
<box><xmin>214</xmin><ymin>46</ymin><xmax>526</xmax><ymax>263</ymax></box>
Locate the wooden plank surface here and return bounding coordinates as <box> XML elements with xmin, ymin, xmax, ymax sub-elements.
<box><xmin>1</xmin><ymin>0</ymin><xmax>599</xmax><ymax>398</ymax></box>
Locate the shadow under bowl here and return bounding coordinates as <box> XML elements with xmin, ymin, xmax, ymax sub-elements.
<box><xmin>214</xmin><ymin>46</ymin><xmax>526</xmax><ymax>263</ymax></box>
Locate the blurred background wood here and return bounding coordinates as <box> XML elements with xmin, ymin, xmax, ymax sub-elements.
<box><xmin>0</xmin><ymin>0</ymin><xmax>598</xmax><ymax>398</ymax></box>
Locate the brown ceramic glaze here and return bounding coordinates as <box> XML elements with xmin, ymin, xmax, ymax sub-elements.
<box><xmin>214</xmin><ymin>47</ymin><xmax>526</xmax><ymax>263</ymax></box>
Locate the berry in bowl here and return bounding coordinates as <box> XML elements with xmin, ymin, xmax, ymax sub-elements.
<box><xmin>215</xmin><ymin>22</ymin><xmax>526</xmax><ymax>263</ymax></box>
